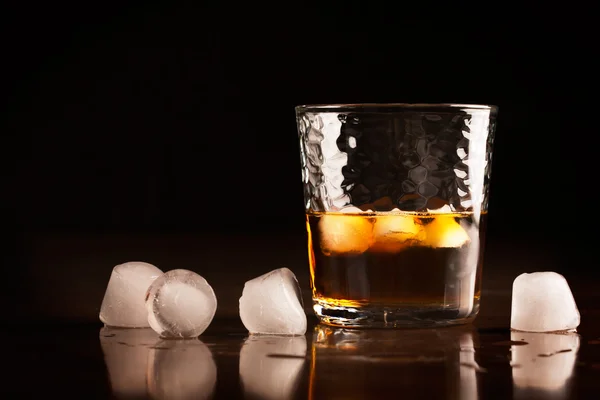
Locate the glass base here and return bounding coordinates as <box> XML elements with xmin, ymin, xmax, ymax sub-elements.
<box><xmin>313</xmin><ymin>299</ymin><xmax>479</xmax><ymax>328</ymax></box>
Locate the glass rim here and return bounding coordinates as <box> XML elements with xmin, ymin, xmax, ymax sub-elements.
<box><xmin>296</xmin><ymin>103</ymin><xmax>498</xmax><ymax>113</ymax></box>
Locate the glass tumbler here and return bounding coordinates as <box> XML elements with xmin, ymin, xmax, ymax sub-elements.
<box><xmin>296</xmin><ymin>103</ymin><xmax>498</xmax><ymax>328</ymax></box>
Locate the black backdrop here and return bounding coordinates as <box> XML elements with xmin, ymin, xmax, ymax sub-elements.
<box><xmin>2</xmin><ymin>3</ymin><xmax>594</xmax><ymax>322</ymax></box>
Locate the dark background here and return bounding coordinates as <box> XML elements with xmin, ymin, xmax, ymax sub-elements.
<box><xmin>1</xmin><ymin>4</ymin><xmax>593</xmax><ymax>324</ymax></box>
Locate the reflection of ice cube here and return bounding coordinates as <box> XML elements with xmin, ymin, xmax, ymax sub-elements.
<box><xmin>99</xmin><ymin>327</ymin><xmax>159</xmax><ymax>398</ymax></box>
<box><xmin>371</xmin><ymin>214</ymin><xmax>423</xmax><ymax>252</ymax></box>
<box><xmin>511</xmin><ymin>272</ymin><xmax>580</xmax><ymax>332</ymax></box>
<box><xmin>318</xmin><ymin>213</ymin><xmax>373</xmax><ymax>255</ymax></box>
<box><xmin>146</xmin><ymin>269</ymin><xmax>217</xmax><ymax>338</ymax></box>
<box><xmin>511</xmin><ymin>331</ymin><xmax>580</xmax><ymax>393</ymax></box>
<box><xmin>240</xmin><ymin>335</ymin><xmax>307</xmax><ymax>400</ymax></box>
<box><xmin>423</xmin><ymin>215</ymin><xmax>470</xmax><ymax>248</ymax></box>
<box><xmin>239</xmin><ymin>268</ymin><xmax>307</xmax><ymax>335</ymax></box>
<box><xmin>148</xmin><ymin>339</ymin><xmax>217</xmax><ymax>400</ymax></box>
<box><xmin>99</xmin><ymin>261</ymin><xmax>163</xmax><ymax>328</ymax></box>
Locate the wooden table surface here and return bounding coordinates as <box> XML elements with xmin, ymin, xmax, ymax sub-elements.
<box><xmin>2</xmin><ymin>232</ymin><xmax>598</xmax><ymax>399</ymax></box>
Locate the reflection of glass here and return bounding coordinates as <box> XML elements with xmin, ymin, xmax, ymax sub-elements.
<box><xmin>99</xmin><ymin>327</ymin><xmax>159</xmax><ymax>398</ymax></box>
<box><xmin>99</xmin><ymin>327</ymin><xmax>217</xmax><ymax>400</ymax></box>
<box><xmin>148</xmin><ymin>339</ymin><xmax>217</xmax><ymax>400</ymax></box>
<box><xmin>309</xmin><ymin>325</ymin><xmax>480</xmax><ymax>400</ymax></box>
<box><xmin>454</xmin><ymin>332</ymin><xmax>480</xmax><ymax>400</ymax></box>
<box><xmin>296</xmin><ymin>104</ymin><xmax>498</xmax><ymax>328</ymax></box>
<box><xmin>511</xmin><ymin>331</ymin><xmax>580</xmax><ymax>399</ymax></box>
<box><xmin>239</xmin><ymin>335</ymin><xmax>307</xmax><ymax>400</ymax></box>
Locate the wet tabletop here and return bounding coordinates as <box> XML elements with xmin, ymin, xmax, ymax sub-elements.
<box><xmin>4</xmin><ymin>233</ymin><xmax>599</xmax><ymax>399</ymax></box>
<box><xmin>3</xmin><ymin>308</ymin><xmax>600</xmax><ymax>399</ymax></box>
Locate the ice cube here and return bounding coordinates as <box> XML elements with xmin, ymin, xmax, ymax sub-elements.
<box><xmin>370</xmin><ymin>214</ymin><xmax>424</xmax><ymax>252</ymax></box>
<box><xmin>239</xmin><ymin>267</ymin><xmax>307</xmax><ymax>335</ymax></box>
<box><xmin>148</xmin><ymin>339</ymin><xmax>217</xmax><ymax>400</ymax></box>
<box><xmin>511</xmin><ymin>331</ymin><xmax>580</xmax><ymax>392</ymax></box>
<box><xmin>99</xmin><ymin>327</ymin><xmax>159</xmax><ymax>398</ymax></box>
<box><xmin>318</xmin><ymin>213</ymin><xmax>373</xmax><ymax>255</ymax></box>
<box><xmin>511</xmin><ymin>272</ymin><xmax>580</xmax><ymax>332</ymax></box>
<box><xmin>422</xmin><ymin>215</ymin><xmax>470</xmax><ymax>248</ymax></box>
<box><xmin>99</xmin><ymin>261</ymin><xmax>163</xmax><ymax>328</ymax></box>
<box><xmin>427</xmin><ymin>204</ymin><xmax>453</xmax><ymax>213</ymax></box>
<box><xmin>146</xmin><ymin>269</ymin><xmax>217</xmax><ymax>338</ymax></box>
<box><xmin>339</xmin><ymin>206</ymin><xmax>364</xmax><ymax>213</ymax></box>
<box><xmin>239</xmin><ymin>335</ymin><xmax>307</xmax><ymax>400</ymax></box>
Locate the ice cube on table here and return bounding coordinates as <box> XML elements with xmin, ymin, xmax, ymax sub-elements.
<box><xmin>239</xmin><ymin>267</ymin><xmax>307</xmax><ymax>335</ymax></box>
<box><xmin>99</xmin><ymin>261</ymin><xmax>163</xmax><ymax>328</ymax></box>
<box><xmin>511</xmin><ymin>272</ymin><xmax>580</xmax><ymax>332</ymax></box>
<box><xmin>146</xmin><ymin>269</ymin><xmax>217</xmax><ymax>338</ymax></box>
<box><xmin>318</xmin><ymin>213</ymin><xmax>373</xmax><ymax>255</ymax></box>
<box><xmin>422</xmin><ymin>215</ymin><xmax>470</xmax><ymax>248</ymax></box>
<box><xmin>371</xmin><ymin>214</ymin><xmax>424</xmax><ymax>252</ymax></box>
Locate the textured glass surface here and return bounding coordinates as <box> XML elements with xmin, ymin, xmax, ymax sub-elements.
<box><xmin>297</xmin><ymin>104</ymin><xmax>497</xmax><ymax>216</ymax></box>
<box><xmin>296</xmin><ymin>104</ymin><xmax>498</xmax><ymax>328</ymax></box>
